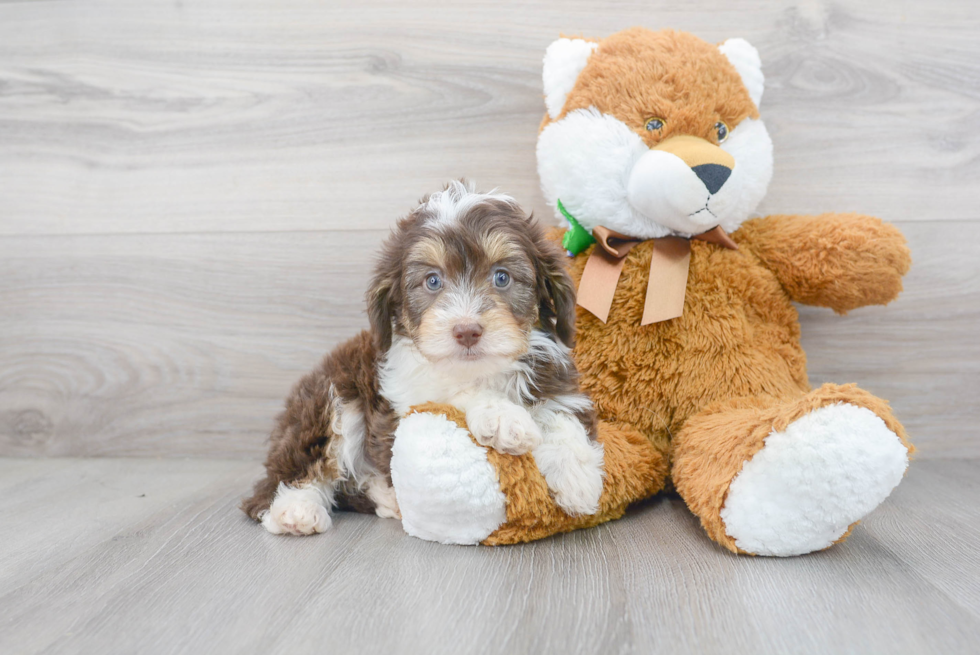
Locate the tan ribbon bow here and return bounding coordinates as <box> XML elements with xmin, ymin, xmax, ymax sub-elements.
<box><xmin>577</xmin><ymin>225</ymin><xmax>738</xmax><ymax>325</ymax></box>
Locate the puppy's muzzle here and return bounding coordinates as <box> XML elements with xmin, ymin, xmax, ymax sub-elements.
<box><xmin>453</xmin><ymin>323</ymin><xmax>484</xmax><ymax>348</ymax></box>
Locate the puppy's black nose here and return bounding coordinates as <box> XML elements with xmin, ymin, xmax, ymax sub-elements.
<box><xmin>453</xmin><ymin>323</ymin><xmax>484</xmax><ymax>348</ymax></box>
<box><xmin>691</xmin><ymin>163</ymin><xmax>732</xmax><ymax>195</ymax></box>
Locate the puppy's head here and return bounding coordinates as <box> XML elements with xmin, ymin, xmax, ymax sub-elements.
<box><xmin>367</xmin><ymin>181</ymin><xmax>576</xmax><ymax>367</ymax></box>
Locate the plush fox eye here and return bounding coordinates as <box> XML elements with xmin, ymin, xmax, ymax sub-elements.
<box><xmin>425</xmin><ymin>273</ymin><xmax>443</xmax><ymax>291</ymax></box>
<box><xmin>492</xmin><ymin>270</ymin><xmax>511</xmax><ymax>288</ymax></box>
<box><xmin>715</xmin><ymin>121</ymin><xmax>729</xmax><ymax>143</ymax></box>
<box><xmin>645</xmin><ymin>117</ymin><xmax>665</xmax><ymax>131</ymax></box>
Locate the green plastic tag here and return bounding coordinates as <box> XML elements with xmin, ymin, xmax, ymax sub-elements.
<box><xmin>558</xmin><ymin>199</ymin><xmax>595</xmax><ymax>256</ymax></box>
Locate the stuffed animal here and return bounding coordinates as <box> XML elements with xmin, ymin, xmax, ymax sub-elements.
<box><xmin>392</xmin><ymin>27</ymin><xmax>913</xmax><ymax>555</ymax></box>
<box><xmin>392</xmin><ymin>403</ymin><xmax>665</xmax><ymax>545</ymax></box>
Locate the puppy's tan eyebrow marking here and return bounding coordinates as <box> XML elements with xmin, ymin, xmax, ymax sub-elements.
<box><xmin>409</xmin><ymin>237</ymin><xmax>447</xmax><ymax>268</ymax></box>
<box><xmin>480</xmin><ymin>230</ymin><xmax>520</xmax><ymax>263</ymax></box>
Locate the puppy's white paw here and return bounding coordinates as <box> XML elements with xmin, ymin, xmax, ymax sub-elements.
<box><xmin>260</xmin><ymin>484</ymin><xmax>331</xmax><ymax>536</ymax></box>
<box><xmin>535</xmin><ymin>440</ymin><xmax>605</xmax><ymax>516</ymax></box>
<box><xmin>467</xmin><ymin>398</ymin><xmax>542</xmax><ymax>455</ymax></box>
<box><xmin>529</xmin><ymin>408</ymin><xmax>605</xmax><ymax>516</ymax></box>
<box><xmin>366</xmin><ymin>477</ymin><xmax>402</xmax><ymax>520</ymax></box>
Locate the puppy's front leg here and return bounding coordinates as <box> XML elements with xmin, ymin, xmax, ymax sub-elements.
<box><xmin>530</xmin><ymin>407</ymin><xmax>604</xmax><ymax>516</ymax></box>
<box><xmin>458</xmin><ymin>392</ymin><xmax>542</xmax><ymax>455</ymax></box>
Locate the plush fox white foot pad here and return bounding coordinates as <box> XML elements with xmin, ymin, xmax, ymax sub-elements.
<box><xmin>391</xmin><ymin>412</ymin><xmax>507</xmax><ymax>545</ymax></box>
<box><xmin>720</xmin><ymin>402</ymin><xmax>909</xmax><ymax>556</ymax></box>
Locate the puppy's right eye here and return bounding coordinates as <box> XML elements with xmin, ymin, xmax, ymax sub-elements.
<box><xmin>425</xmin><ymin>273</ymin><xmax>443</xmax><ymax>291</ymax></box>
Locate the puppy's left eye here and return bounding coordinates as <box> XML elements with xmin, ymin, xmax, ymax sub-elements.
<box><xmin>425</xmin><ymin>273</ymin><xmax>443</xmax><ymax>291</ymax></box>
<box><xmin>492</xmin><ymin>270</ymin><xmax>511</xmax><ymax>288</ymax></box>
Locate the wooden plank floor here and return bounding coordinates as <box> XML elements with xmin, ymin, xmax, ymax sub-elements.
<box><xmin>0</xmin><ymin>457</ymin><xmax>978</xmax><ymax>655</ymax></box>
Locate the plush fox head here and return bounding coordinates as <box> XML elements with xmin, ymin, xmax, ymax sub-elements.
<box><xmin>537</xmin><ymin>28</ymin><xmax>773</xmax><ymax>240</ymax></box>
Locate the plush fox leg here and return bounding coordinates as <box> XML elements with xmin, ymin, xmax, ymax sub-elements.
<box><xmin>391</xmin><ymin>404</ymin><xmax>668</xmax><ymax>545</ymax></box>
<box><xmin>672</xmin><ymin>384</ymin><xmax>913</xmax><ymax>556</ymax></box>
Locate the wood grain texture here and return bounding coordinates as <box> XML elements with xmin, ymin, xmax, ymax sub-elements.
<box><xmin>0</xmin><ymin>457</ymin><xmax>978</xmax><ymax>655</ymax></box>
<box><xmin>0</xmin><ymin>0</ymin><xmax>978</xmax><ymax>237</ymax></box>
<box><xmin>1</xmin><ymin>0</ymin><xmax>978</xmax><ymax>458</ymax></box>
<box><xmin>1</xmin><ymin>222</ymin><xmax>975</xmax><ymax>458</ymax></box>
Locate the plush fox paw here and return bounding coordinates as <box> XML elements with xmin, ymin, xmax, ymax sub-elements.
<box><xmin>720</xmin><ymin>403</ymin><xmax>909</xmax><ymax>556</ymax></box>
<box><xmin>391</xmin><ymin>411</ymin><xmax>508</xmax><ymax>545</ymax></box>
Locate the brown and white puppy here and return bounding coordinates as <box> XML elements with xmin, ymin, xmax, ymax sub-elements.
<box><xmin>242</xmin><ymin>181</ymin><xmax>603</xmax><ymax>536</ymax></box>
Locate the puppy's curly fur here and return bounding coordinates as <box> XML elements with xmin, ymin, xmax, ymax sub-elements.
<box><xmin>242</xmin><ymin>182</ymin><xmax>604</xmax><ymax>535</ymax></box>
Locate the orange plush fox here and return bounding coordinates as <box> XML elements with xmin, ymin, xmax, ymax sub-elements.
<box><xmin>391</xmin><ymin>28</ymin><xmax>913</xmax><ymax>555</ymax></box>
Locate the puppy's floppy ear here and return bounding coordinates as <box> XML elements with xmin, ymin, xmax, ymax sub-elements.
<box><xmin>366</xmin><ymin>272</ymin><xmax>398</xmax><ymax>351</ymax></box>
<box><xmin>366</xmin><ymin>224</ymin><xmax>406</xmax><ymax>351</ymax></box>
<box><xmin>533</xmin><ymin>220</ymin><xmax>578</xmax><ymax>347</ymax></box>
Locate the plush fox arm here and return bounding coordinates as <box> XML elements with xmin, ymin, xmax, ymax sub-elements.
<box><xmin>737</xmin><ymin>213</ymin><xmax>911</xmax><ymax>313</ymax></box>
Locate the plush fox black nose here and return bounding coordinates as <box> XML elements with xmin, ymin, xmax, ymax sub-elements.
<box><xmin>692</xmin><ymin>163</ymin><xmax>732</xmax><ymax>195</ymax></box>
<box><xmin>453</xmin><ymin>323</ymin><xmax>483</xmax><ymax>348</ymax></box>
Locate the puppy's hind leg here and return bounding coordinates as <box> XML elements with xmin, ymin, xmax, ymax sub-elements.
<box><xmin>531</xmin><ymin>406</ymin><xmax>605</xmax><ymax>516</ymax></box>
<box><xmin>241</xmin><ymin>367</ymin><xmax>343</xmax><ymax>536</ymax></box>
<box><xmin>365</xmin><ymin>475</ymin><xmax>401</xmax><ymax>520</ymax></box>
<box><xmin>261</xmin><ymin>480</ymin><xmax>335</xmax><ymax>536</ymax></box>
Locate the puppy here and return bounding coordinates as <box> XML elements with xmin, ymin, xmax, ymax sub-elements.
<box><xmin>242</xmin><ymin>181</ymin><xmax>604</xmax><ymax>535</ymax></box>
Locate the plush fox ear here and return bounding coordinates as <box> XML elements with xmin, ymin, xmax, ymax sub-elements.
<box><xmin>718</xmin><ymin>38</ymin><xmax>764</xmax><ymax>108</ymax></box>
<box><xmin>543</xmin><ymin>38</ymin><xmax>597</xmax><ymax>119</ymax></box>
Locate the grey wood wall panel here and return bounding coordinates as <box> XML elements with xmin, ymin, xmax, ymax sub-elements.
<box><xmin>0</xmin><ymin>0</ymin><xmax>978</xmax><ymax>237</ymax></box>
<box><xmin>1</xmin><ymin>457</ymin><xmax>978</xmax><ymax>655</ymax></box>
<box><xmin>1</xmin><ymin>0</ymin><xmax>978</xmax><ymax>459</ymax></box>
<box><xmin>0</xmin><ymin>222</ymin><xmax>975</xmax><ymax>458</ymax></box>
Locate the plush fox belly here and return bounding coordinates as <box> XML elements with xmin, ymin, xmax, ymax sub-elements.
<box><xmin>562</xmin><ymin>229</ymin><xmax>810</xmax><ymax>458</ymax></box>
<box><xmin>555</xmin><ymin>209</ymin><xmax>913</xmax><ymax>556</ymax></box>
